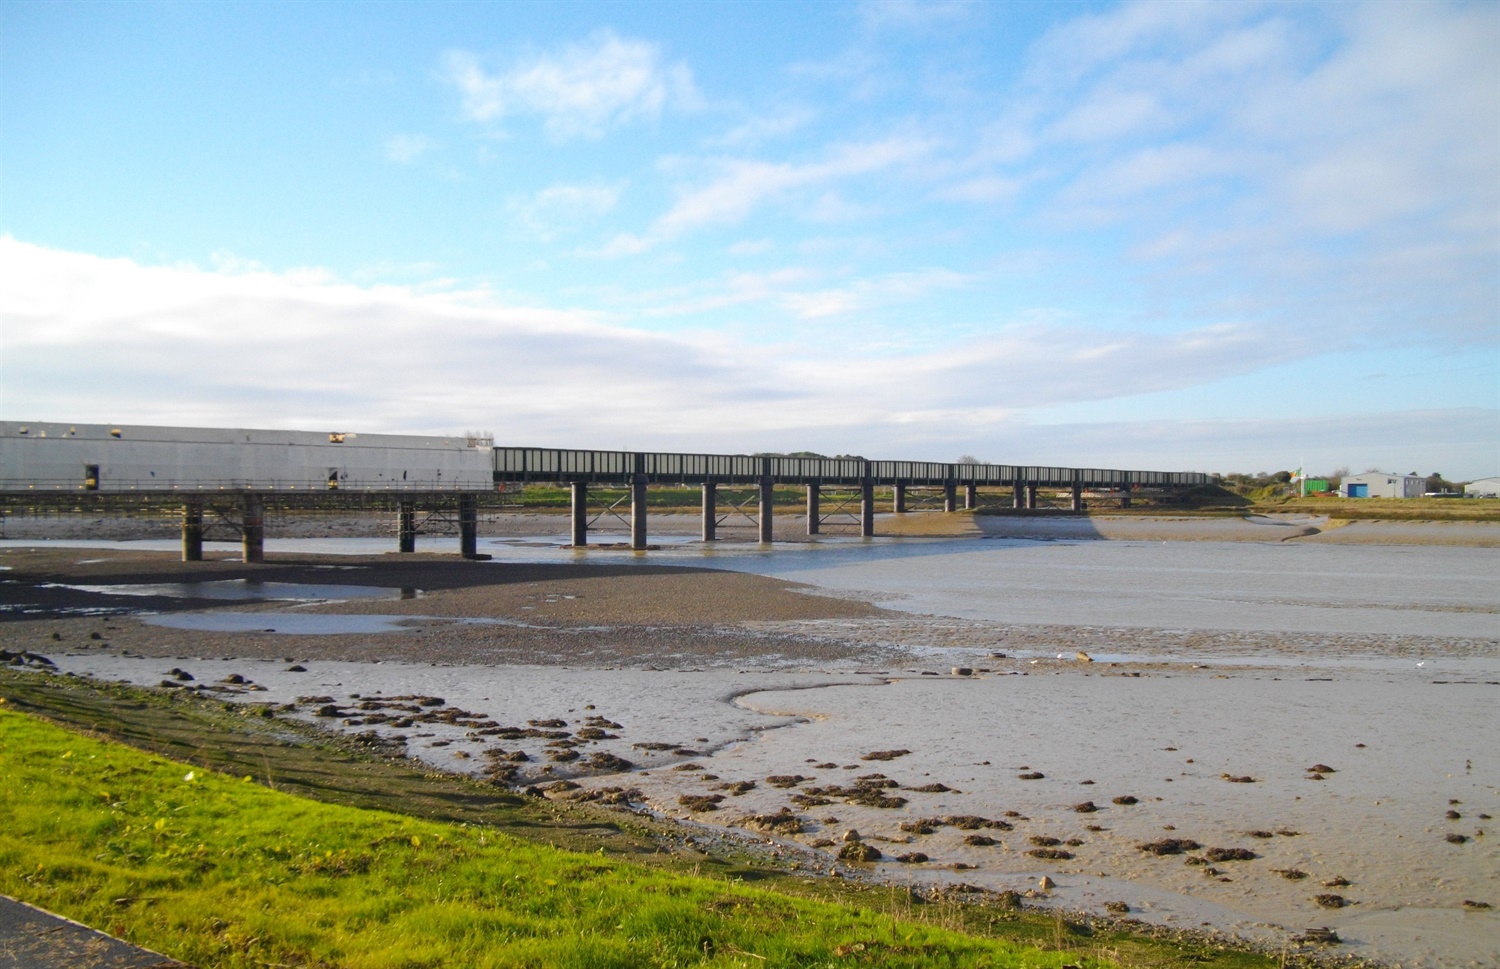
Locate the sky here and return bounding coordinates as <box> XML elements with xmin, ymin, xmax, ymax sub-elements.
<box><xmin>1</xmin><ymin>0</ymin><xmax>1496</xmax><ymax>480</ymax></box>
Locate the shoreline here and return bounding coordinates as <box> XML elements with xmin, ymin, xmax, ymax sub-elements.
<box><xmin>4</xmin><ymin>508</ymin><xmax>1498</xmax><ymax>546</ymax></box>
<box><xmin>1</xmin><ymin>531</ymin><xmax>1496</xmax><ymax>967</ymax></box>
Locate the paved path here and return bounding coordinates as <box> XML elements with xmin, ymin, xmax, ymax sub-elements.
<box><xmin>0</xmin><ymin>895</ymin><xmax>189</xmax><ymax>969</ymax></box>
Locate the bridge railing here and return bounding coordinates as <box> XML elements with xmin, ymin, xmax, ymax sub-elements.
<box><xmin>490</xmin><ymin>448</ymin><xmax>1213</xmax><ymax>489</ymax></box>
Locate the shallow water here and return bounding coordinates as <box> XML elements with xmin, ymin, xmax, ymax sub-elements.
<box><xmin>46</xmin><ymin>578</ymin><xmax>414</xmax><ymax>602</ymax></box>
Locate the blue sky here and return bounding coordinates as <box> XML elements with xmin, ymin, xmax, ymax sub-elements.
<box><xmin>2</xmin><ymin>0</ymin><xmax>1497</xmax><ymax>479</ymax></box>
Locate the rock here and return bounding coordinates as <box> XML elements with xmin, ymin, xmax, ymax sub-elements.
<box><xmin>223</xmin><ymin>674</ymin><xmax>247</xmax><ymax>684</ymax></box>
<box><xmin>1112</xmin><ymin>795</ymin><xmax>1139</xmax><ymax>805</ymax></box>
<box><xmin>1314</xmin><ymin>894</ymin><xmax>1349</xmax><ymax>909</ymax></box>
<box><xmin>895</xmin><ymin>852</ymin><xmax>929</xmax><ymax>863</ymax></box>
<box><xmin>1075</xmin><ymin>651</ymin><xmax>1093</xmax><ymax>662</ymax></box>
<box><xmin>837</xmin><ymin>842</ymin><xmax>881</xmax><ymax>863</ymax></box>
<box><xmin>1104</xmin><ymin>901</ymin><xmax>1130</xmax><ymax>915</ymax></box>
<box><xmin>1017</xmin><ymin>771</ymin><xmax>1044</xmax><ymax>780</ymax></box>
<box><xmin>1029</xmin><ymin>848</ymin><xmax>1073</xmax><ymax>860</ymax></box>
<box><xmin>842</xmin><ymin>829</ymin><xmax>862</xmax><ymax>843</ymax></box>
<box><xmin>170</xmin><ymin>668</ymin><xmax>194</xmax><ymax>681</ymax></box>
<box><xmin>1136</xmin><ymin>838</ymin><xmax>1202</xmax><ymax>855</ymax></box>
<box><xmin>1204</xmin><ymin>847</ymin><xmax>1258</xmax><ymax>862</ymax></box>
<box><xmin>1073</xmin><ymin>801</ymin><xmax>1098</xmax><ymax>813</ymax></box>
<box><xmin>285</xmin><ymin>664</ymin><xmax>306</xmax><ymax>672</ymax></box>
<box><xmin>1294</xmin><ymin>927</ymin><xmax>1340</xmax><ymax>945</ymax></box>
<box><xmin>952</xmin><ymin>667</ymin><xmax>973</xmax><ymax>676</ymax></box>
<box><xmin>1038</xmin><ymin>876</ymin><xmax>1055</xmax><ymax>890</ymax></box>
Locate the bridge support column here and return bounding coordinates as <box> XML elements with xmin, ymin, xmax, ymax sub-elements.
<box><xmin>964</xmin><ymin>485</ymin><xmax>977</xmax><ymax>510</ymax></box>
<box><xmin>893</xmin><ymin>483</ymin><xmax>907</xmax><ymax>513</ymax></box>
<box><xmin>570</xmin><ymin>482</ymin><xmax>588</xmax><ymax>547</ymax></box>
<box><xmin>943</xmin><ymin>482</ymin><xmax>957</xmax><ymax>513</ymax></box>
<box><xmin>1120</xmin><ymin>485</ymin><xmax>1131</xmax><ymax>509</ymax></box>
<box><xmin>860</xmin><ymin>479</ymin><xmax>875</xmax><ymax>537</ymax></box>
<box><xmin>806</xmin><ymin>484</ymin><xmax>820</xmax><ymax>536</ymax></box>
<box><xmin>241</xmin><ymin>495</ymin><xmax>264</xmax><ymax>564</ymax></box>
<box><xmin>398</xmin><ymin>500</ymin><xmax>416</xmax><ymax>553</ymax></box>
<box><xmin>181</xmin><ymin>501</ymin><xmax>203</xmax><ymax>562</ymax></box>
<box><xmin>1013</xmin><ymin>481</ymin><xmax>1025</xmax><ymax>510</ymax></box>
<box><xmin>1070</xmin><ymin>483</ymin><xmax>1083</xmax><ymax>512</ymax></box>
<box><xmin>701</xmin><ymin>481</ymin><xmax>717</xmax><ymax>541</ymax></box>
<box><xmin>758</xmin><ymin>478</ymin><xmax>774</xmax><ymax>543</ymax></box>
<box><xmin>631</xmin><ymin>476</ymin><xmax>648</xmax><ymax>550</ymax></box>
<box><xmin>1026</xmin><ymin>485</ymin><xmax>1038</xmax><ymax>510</ymax></box>
<box><xmin>459</xmin><ymin>495</ymin><xmax>479</xmax><ymax>558</ymax></box>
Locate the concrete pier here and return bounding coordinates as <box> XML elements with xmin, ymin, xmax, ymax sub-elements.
<box><xmin>893</xmin><ymin>483</ymin><xmax>907</xmax><ymax>513</ymax></box>
<box><xmin>806</xmin><ymin>484</ymin><xmax>820</xmax><ymax>536</ymax></box>
<box><xmin>570</xmin><ymin>482</ymin><xmax>588</xmax><ymax>547</ymax></box>
<box><xmin>943</xmin><ymin>482</ymin><xmax>957</xmax><ymax>513</ymax></box>
<box><xmin>459</xmin><ymin>495</ymin><xmax>478</xmax><ymax>558</ymax></box>
<box><xmin>1013</xmin><ymin>481</ymin><xmax>1025</xmax><ymax>510</ymax></box>
<box><xmin>860</xmin><ymin>479</ymin><xmax>875</xmax><ymax>537</ymax></box>
<box><xmin>701</xmin><ymin>481</ymin><xmax>717</xmax><ymax>541</ymax></box>
<box><xmin>181</xmin><ymin>501</ymin><xmax>203</xmax><ymax>562</ymax></box>
<box><xmin>965</xmin><ymin>484</ymin><xmax>977</xmax><ymax>510</ymax></box>
<box><xmin>758</xmin><ymin>478</ymin><xmax>774</xmax><ymax>543</ymax></box>
<box><xmin>1071</xmin><ymin>483</ymin><xmax>1083</xmax><ymax>512</ymax></box>
<box><xmin>631</xmin><ymin>476</ymin><xmax>648</xmax><ymax>550</ymax></box>
<box><xmin>241</xmin><ymin>495</ymin><xmax>264</xmax><ymax>563</ymax></box>
<box><xmin>1027</xmin><ymin>484</ymin><xmax>1039</xmax><ymax>510</ymax></box>
<box><xmin>398</xmin><ymin>500</ymin><xmax>416</xmax><ymax>553</ymax></box>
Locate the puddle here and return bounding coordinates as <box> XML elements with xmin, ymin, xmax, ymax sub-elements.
<box><xmin>42</xmin><ymin>579</ymin><xmax>417</xmax><ymax>602</ymax></box>
<box><xmin>144</xmin><ymin>612</ymin><xmax>421</xmax><ymax>634</ymax></box>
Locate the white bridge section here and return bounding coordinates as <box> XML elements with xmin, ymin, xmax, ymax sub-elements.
<box><xmin>0</xmin><ymin>421</ymin><xmax>494</xmax><ymax>493</ymax></box>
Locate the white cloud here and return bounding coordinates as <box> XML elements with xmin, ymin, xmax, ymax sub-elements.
<box><xmin>384</xmin><ymin>133</ymin><xmax>434</xmax><ymax>164</ymax></box>
<box><xmin>709</xmin><ymin>107</ymin><xmax>817</xmax><ymax>149</ymax></box>
<box><xmin>3</xmin><ymin>238</ymin><xmax>1492</xmax><ymax>475</ymax></box>
<box><xmin>442</xmin><ymin>32</ymin><xmax>701</xmax><ymax>140</ymax></box>
<box><xmin>645</xmin><ymin>136</ymin><xmax>934</xmax><ymax>244</ymax></box>
<box><xmin>508</xmin><ymin>182</ymin><xmax>622</xmax><ymax>240</ymax></box>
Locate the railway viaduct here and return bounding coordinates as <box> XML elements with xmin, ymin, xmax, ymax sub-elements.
<box><xmin>1</xmin><ymin>422</ymin><xmax>1213</xmax><ymax>562</ymax></box>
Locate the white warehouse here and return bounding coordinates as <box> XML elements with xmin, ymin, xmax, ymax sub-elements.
<box><xmin>0</xmin><ymin>421</ymin><xmax>495</xmax><ymax>493</ymax></box>
<box><xmin>1341</xmin><ymin>471</ymin><xmax>1426</xmax><ymax>499</ymax></box>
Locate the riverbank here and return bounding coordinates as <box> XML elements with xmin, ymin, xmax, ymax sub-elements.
<box><xmin>1</xmin><ymin>537</ymin><xmax>1496</xmax><ymax>967</ymax></box>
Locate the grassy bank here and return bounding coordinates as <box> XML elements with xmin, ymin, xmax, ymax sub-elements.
<box><xmin>0</xmin><ymin>671</ymin><xmax>1303</xmax><ymax>969</ymax></box>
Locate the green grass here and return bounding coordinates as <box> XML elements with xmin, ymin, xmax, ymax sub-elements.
<box><xmin>0</xmin><ymin>699</ymin><xmax>1104</xmax><ymax>968</ymax></box>
<box><xmin>0</xmin><ymin>672</ymin><xmax>1302</xmax><ymax>968</ymax></box>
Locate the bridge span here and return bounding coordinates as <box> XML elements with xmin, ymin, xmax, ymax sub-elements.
<box><xmin>1</xmin><ymin>421</ymin><xmax>1213</xmax><ymax>561</ymax></box>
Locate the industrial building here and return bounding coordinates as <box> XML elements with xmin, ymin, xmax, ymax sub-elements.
<box><xmin>1340</xmin><ymin>471</ymin><xmax>1426</xmax><ymax>499</ymax></box>
<box><xmin>1464</xmin><ymin>477</ymin><xmax>1500</xmax><ymax>498</ymax></box>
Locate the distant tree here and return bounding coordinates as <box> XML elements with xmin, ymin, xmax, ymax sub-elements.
<box><xmin>1273</xmin><ymin>470</ymin><xmax>1292</xmax><ymax>484</ymax></box>
<box><xmin>958</xmin><ymin>454</ymin><xmax>981</xmax><ymax>465</ymax></box>
<box><xmin>1425</xmin><ymin>472</ymin><xmax>1456</xmax><ymax>493</ymax></box>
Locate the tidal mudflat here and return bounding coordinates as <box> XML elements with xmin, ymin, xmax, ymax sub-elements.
<box><xmin>1</xmin><ymin>515</ymin><xmax>1495</xmax><ymax>968</ymax></box>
